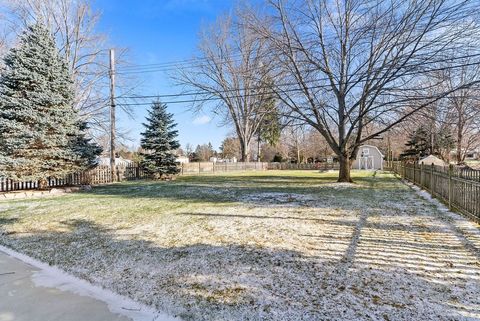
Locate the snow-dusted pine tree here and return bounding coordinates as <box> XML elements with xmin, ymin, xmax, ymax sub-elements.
<box><xmin>140</xmin><ymin>101</ymin><xmax>180</xmax><ymax>179</ymax></box>
<box><xmin>0</xmin><ymin>23</ymin><xmax>101</xmax><ymax>186</ymax></box>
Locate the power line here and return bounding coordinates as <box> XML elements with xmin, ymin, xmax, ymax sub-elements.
<box><xmin>117</xmin><ymin>78</ymin><xmax>334</xmax><ymax>100</ymax></box>
<box><xmin>115</xmin><ymin>89</ymin><xmax>480</xmax><ymax>108</ymax></box>
<box><xmin>115</xmin><ymin>84</ymin><xmax>330</xmax><ymax>106</ymax></box>
<box><xmin>118</xmin><ymin>53</ymin><xmax>246</xmax><ymax>71</ymax></box>
<box><xmin>113</xmin><ymin>44</ymin><xmax>480</xmax><ymax>74</ymax></box>
<box><xmin>110</xmin><ymin>52</ymin><xmax>480</xmax><ymax>81</ymax></box>
<box><xmin>112</xmin><ymin>58</ymin><xmax>480</xmax><ymax>103</ymax></box>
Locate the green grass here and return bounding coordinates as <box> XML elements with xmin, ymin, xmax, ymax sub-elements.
<box><xmin>0</xmin><ymin>170</ymin><xmax>382</xmax><ymax>225</ymax></box>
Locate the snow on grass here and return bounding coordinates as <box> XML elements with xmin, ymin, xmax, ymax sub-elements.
<box><xmin>0</xmin><ymin>244</ymin><xmax>178</xmax><ymax>321</ymax></box>
<box><xmin>0</xmin><ymin>170</ymin><xmax>479</xmax><ymax>320</ymax></box>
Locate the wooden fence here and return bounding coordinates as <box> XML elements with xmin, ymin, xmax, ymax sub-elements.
<box><xmin>180</xmin><ymin>162</ymin><xmax>268</xmax><ymax>175</ymax></box>
<box><xmin>0</xmin><ymin>162</ymin><xmax>267</xmax><ymax>192</ymax></box>
<box><xmin>392</xmin><ymin>162</ymin><xmax>480</xmax><ymax>223</ymax></box>
<box><xmin>267</xmin><ymin>162</ymin><xmax>340</xmax><ymax>170</ymax></box>
<box><xmin>0</xmin><ymin>163</ymin><xmax>148</xmax><ymax>193</ymax></box>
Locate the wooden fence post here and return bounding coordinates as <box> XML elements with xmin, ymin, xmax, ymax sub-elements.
<box><xmin>430</xmin><ymin>164</ymin><xmax>434</xmax><ymax>197</ymax></box>
<box><xmin>448</xmin><ymin>164</ymin><xmax>453</xmax><ymax>210</ymax></box>
<box><xmin>413</xmin><ymin>163</ymin><xmax>416</xmax><ymax>184</ymax></box>
<box><xmin>421</xmin><ymin>163</ymin><xmax>424</xmax><ymax>188</ymax></box>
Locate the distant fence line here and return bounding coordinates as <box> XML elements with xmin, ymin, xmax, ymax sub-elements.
<box><xmin>0</xmin><ymin>161</ymin><xmax>359</xmax><ymax>193</ymax></box>
<box><xmin>392</xmin><ymin>162</ymin><xmax>480</xmax><ymax>223</ymax></box>
<box><xmin>1</xmin><ymin>161</ymin><xmax>341</xmax><ymax>193</ymax></box>
<box><xmin>0</xmin><ymin>162</ymin><xmax>269</xmax><ymax>193</ymax></box>
<box><xmin>180</xmin><ymin>161</ymin><xmax>340</xmax><ymax>173</ymax></box>
<box><xmin>181</xmin><ymin>162</ymin><xmax>268</xmax><ymax>174</ymax></box>
<box><xmin>267</xmin><ymin>162</ymin><xmax>340</xmax><ymax>170</ymax></box>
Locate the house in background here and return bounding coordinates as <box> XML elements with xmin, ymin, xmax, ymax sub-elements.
<box><xmin>419</xmin><ymin>155</ymin><xmax>446</xmax><ymax>166</ymax></box>
<box><xmin>465</xmin><ymin>148</ymin><xmax>480</xmax><ymax>160</ymax></box>
<box><xmin>175</xmin><ymin>156</ymin><xmax>189</xmax><ymax>164</ymax></box>
<box><xmin>210</xmin><ymin>157</ymin><xmax>237</xmax><ymax>163</ymax></box>
<box><xmin>97</xmin><ymin>157</ymin><xmax>133</xmax><ymax>167</ymax></box>
<box><xmin>352</xmin><ymin>145</ymin><xmax>384</xmax><ymax>170</ymax></box>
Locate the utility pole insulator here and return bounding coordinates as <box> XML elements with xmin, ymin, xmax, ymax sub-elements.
<box><xmin>109</xmin><ymin>48</ymin><xmax>116</xmax><ymax>182</ymax></box>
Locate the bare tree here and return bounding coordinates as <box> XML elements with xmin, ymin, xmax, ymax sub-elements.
<box><xmin>249</xmin><ymin>0</ymin><xmax>480</xmax><ymax>181</ymax></box>
<box><xmin>399</xmin><ymin>72</ymin><xmax>455</xmax><ymax>160</ymax></box>
<box><xmin>400</xmin><ymin>57</ymin><xmax>480</xmax><ymax>163</ymax></box>
<box><xmin>0</xmin><ymin>0</ymin><xmax>139</xmax><ymax>140</ymax></box>
<box><xmin>283</xmin><ymin>124</ymin><xmax>307</xmax><ymax>163</ymax></box>
<box><xmin>442</xmin><ymin>56</ymin><xmax>480</xmax><ymax>163</ymax></box>
<box><xmin>185</xmin><ymin>143</ymin><xmax>194</xmax><ymax>158</ymax></box>
<box><xmin>2</xmin><ymin>0</ymin><xmax>108</xmax><ymax>118</ymax></box>
<box><xmin>220</xmin><ymin>137</ymin><xmax>241</xmax><ymax>159</ymax></box>
<box><xmin>175</xmin><ymin>9</ymin><xmax>276</xmax><ymax>161</ymax></box>
<box><xmin>303</xmin><ymin>129</ymin><xmax>334</xmax><ymax>161</ymax></box>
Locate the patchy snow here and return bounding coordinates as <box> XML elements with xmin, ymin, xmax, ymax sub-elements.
<box><xmin>318</xmin><ymin>182</ymin><xmax>362</xmax><ymax>189</ymax></box>
<box><xmin>0</xmin><ymin>172</ymin><xmax>479</xmax><ymax>320</ymax></box>
<box><xmin>0</xmin><ymin>245</ymin><xmax>180</xmax><ymax>321</ymax></box>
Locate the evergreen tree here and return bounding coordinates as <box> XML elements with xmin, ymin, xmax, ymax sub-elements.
<box><xmin>140</xmin><ymin>101</ymin><xmax>180</xmax><ymax>178</ymax></box>
<box><xmin>69</xmin><ymin>122</ymin><xmax>103</xmax><ymax>169</ymax></box>
<box><xmin>400</xmin><ymin>126</ymin><xmax>454</xmax><ymax>160</ymax></box>
<box><xmin>255</xmin><ymin>76</ymin><xmax>281</xmax><ymax>160</ymax></box>
<box><xmin>259</xmin><ymin>108</ymin><xmax>281</xmax><ymax>146</ymax></box>
<box><xmin>401</xmin><ymin>127</ymin><xmax>430</xmax><ymax>160</ymax></box>
<box><xmin>258</xmin><ymin>77</ymin><xmax>281</xmax><ymax>146</ymax></box>
<box><xmin>0</xmin><ymin>23</ymin><xmax>100</xmax><ymax>185</ymax></box>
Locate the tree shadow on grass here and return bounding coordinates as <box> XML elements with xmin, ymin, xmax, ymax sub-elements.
<box><xmin>0</xmin><ymin>218</ymin><xmax>19</xmax><ymax>225</ymax></box>
<box><xmin>0</xmin><ymin>217</ymin><xmax>479</xmax><ymax>320</ymax></box>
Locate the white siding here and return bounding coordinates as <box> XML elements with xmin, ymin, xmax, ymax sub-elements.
<box><xmin>351</xmin><ymin>145</ymin><xmax>384</xmax><ymax>170</ymax></box>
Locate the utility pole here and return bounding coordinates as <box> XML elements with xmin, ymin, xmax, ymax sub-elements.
<box><xmin>109</xmin><ymin>49</ymin><xmax>116</xmax><ymax>182</ymax></box>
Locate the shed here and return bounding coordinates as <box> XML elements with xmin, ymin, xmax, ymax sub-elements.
<box><xmin>175</xmin><ymin>156</ymin><xmax>190</xmax><ymax>164</ymax></box>
<box><xmin>418</xmin><ymin>155</ymin><xmax>446</xmax><ymax>166</ymax></box>
<box><xmin>352</xmin><ymin>145</ymin><xmax>384</xmax><ymax>170</ymax></box>
<box><xmin>97</xmin><ymin>157</ymin><xmax>133</xmax><ymax>167</ymax></box>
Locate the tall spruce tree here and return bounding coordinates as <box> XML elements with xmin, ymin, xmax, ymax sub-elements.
<box><xmin>400</xmin><ymin>126</ymin><xmax>454</xmax><ymax>160</ymax></box>
<box><xmin>0</xmin><ymin>23</ymin><xmax>101</xmax><ymax>186</ymax></box>
<box><xmin>140</xmin><ymin>101</ymin><xmax>180</xmax><ymax>178</ymax></box>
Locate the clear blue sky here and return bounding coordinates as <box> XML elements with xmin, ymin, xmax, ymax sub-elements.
<box><xmin>93</xmin><ymin>0</ymin><xmax>237</xmax><ymax>151</ymax></box>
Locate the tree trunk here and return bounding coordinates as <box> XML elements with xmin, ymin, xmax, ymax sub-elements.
<box><xmin>338</xmin><ymin>156</ymin><xmax>352</xmax><ymax>183</ymax></box>
<box><xmin>38</xmin><ymin>178</ymin><xmax>48</xmax><ymax>190</ymax></box>
<box><xmin>257</xmin><ymin>132</ymin><xmax>261</xmax><ymax>162</ymax></box>
<box><xmin>456</xmin><ymin>137</ymin><xmax>462</xmax><ymax>164</ymax></box>
<box><xmin>456</xmin><ymin>119</ymin><xmax>463</xmax><ymax>164</ymax></box>
<box><xmin>240</xmin><ymin>140</ymin><xmax>250</xmax><ymax>162</ymax></box>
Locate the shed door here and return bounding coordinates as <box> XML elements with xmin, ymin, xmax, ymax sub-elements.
<box><xmin>360</xmin><ymin>156</ymin><xmax>374</xmax><ymax>170</ymax></box>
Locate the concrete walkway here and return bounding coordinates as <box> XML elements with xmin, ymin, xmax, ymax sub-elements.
<box><xmin>0</xmin><ymin>251</ymin><xmax>132</xmax><ymax>321</ymax></box>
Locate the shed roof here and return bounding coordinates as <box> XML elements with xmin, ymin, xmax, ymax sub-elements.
<box><xmin>358</xmin><ymin>145</ymin><xmax>384</xmax><ymax>157</ymax></box>
<box><xmin>418</xmin><ymin>155</ymin><xmax>446</xmax><ymax>166</ymax></box>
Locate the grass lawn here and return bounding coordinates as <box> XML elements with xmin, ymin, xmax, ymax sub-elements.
<box><xmin>0</xmin><ymin>170</ymin><xmax>479</xmax><ymax>320</ymax></box>
<box><xmin>466</xmin><ymin>160</ymin><xmax>480</xmax><ymax>169</ymax></box>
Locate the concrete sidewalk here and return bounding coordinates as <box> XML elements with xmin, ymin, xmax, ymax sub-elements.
<box><xmin>0</xmin><ymin>251</ymin><xmax>132</xmax><ymax>321</ymax></box>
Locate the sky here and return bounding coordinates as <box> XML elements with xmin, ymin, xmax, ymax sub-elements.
<box><xmin>92</xmin><ymin>0</ymin><xmax>238</xmax><ymax>151</ymax></box>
